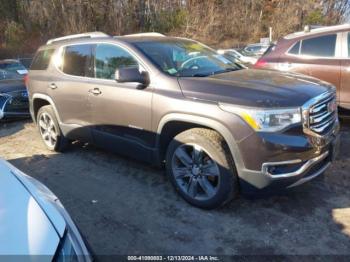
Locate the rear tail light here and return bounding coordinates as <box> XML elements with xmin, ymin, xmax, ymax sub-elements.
<box><xmin>23</xmin><ymin>74</ymin><xmax>29</xmax><ymax>88</ymax></box>
<box><xmin>253</xmin><ymin>58</ymin><xmax>267</xmax><ymax>69</ymax></box>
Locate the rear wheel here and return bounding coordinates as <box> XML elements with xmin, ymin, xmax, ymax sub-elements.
<box><xmin>166</xmin><ymin>128</ymin><xmax>238</xmax><ymax>209</ymax></box>
<box><xmin>37</xmin><ymin>105</ymin><xmax>68</xmax><ymax>152</ymax></box>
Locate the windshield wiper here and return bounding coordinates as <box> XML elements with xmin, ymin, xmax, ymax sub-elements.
<box><xmin>191</xmin><ymin>73</ymin><xmax>211</xmax><ymax>77</ymax></box>
<box><xmin>212</xmin><ymin>67</ymin><xmax>238</xmax><ymax>75</ymax></box>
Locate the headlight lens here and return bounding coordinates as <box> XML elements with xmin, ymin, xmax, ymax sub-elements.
<box><xmin>219</xmin><ymin>103</ymin><xmax>302</xmax><ymax>132</ymax></box>
<box><xmin>56</xmin><ymin>232</ymin><xmax>78</xmax><ymax>261</ymax></box>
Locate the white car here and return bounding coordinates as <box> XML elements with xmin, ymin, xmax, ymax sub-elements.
<box><xmin>243</xmin><ymin>43</ymin><xmax>270</xmax><ymax>56</ymax></box>
<box><xmin>217</xmin><ymin>49</ymin><xmax>258</xmax><ymax>65</ymax></box>
<box><xmin>0</xmin><ymin>159</ymin><xmax>92</xmax><ymax>261</ymax></box>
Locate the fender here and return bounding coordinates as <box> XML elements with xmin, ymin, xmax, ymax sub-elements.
<box><xmin>32</xmin><ymin>93</ymin><xmax>63</xmax><ymax>124</ymax></box>
<box><xmin>32</xmin><ymin>93</ymin><xmax>82</xmax><ymax>137</ymax></box>
<box><xmin>156</xmin><ymin>113</ymin><xmax>246</xmax><ymax>175</ymax></box>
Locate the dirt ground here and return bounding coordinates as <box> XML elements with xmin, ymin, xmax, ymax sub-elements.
<box><xmin>0</xmin><ymin>119</ymin><xmax>350</xmax><ymax>257</ymax></box>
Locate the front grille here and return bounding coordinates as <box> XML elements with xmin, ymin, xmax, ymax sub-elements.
<box><xmin>303</xmin><ymin>91</ymin><xmax>337</xmax><ymax>136</ymax></box>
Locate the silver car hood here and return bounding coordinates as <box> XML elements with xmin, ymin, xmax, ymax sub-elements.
<box><xmin>0</xmin><ymin>159</ymin><xmax>65</xmax><ymax>256</ymax></box>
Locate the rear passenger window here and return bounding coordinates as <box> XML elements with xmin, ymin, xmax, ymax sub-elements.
<box><xmin>288</xmin><ymin>41</ymin><xmax>300</xmax><ymax>55</ymax></box>
<box><xmin>30</xmin><ymin>49</ymin><xmax>54</xmax><ymax>70</ymax></box>
<box><xmin>300</xmin><ymin>34</ymin><xmax>336</xmax><ymax>57</ymax></box>
<box><xmin>95</xmin><ymin>44</ymin><xmax>138</xmax><ymax>80</ymax></box>
<box><xmin>62</xmin><ymin>44</ymin><xmax>94</xmax><ymax>77</ymax></box>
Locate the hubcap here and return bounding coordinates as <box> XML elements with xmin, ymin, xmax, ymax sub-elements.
<box><xmin>39</xmin><ymin>113</ymin><xmax>57</xmax><ymax>148</ymax></box>
<box><xmin>172</xmin><ymin>144</ymin><xmax>220</xmax><ymax>201</ymax></box>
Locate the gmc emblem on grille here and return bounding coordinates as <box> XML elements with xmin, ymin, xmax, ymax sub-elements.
<box><xmin>327</xmin><ymin>100</ymin><xmax>337</xmax><ymax>113</ymax></box>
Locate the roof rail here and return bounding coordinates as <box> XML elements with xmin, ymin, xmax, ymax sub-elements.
<box><xmin>120</xmin><ymin>32</ymin><xmax>165</xmax><ymax>37</ymax></box>
<box><xmin>284</xmin><ymin>24</ymin><xmax>350</xmax><ymax>39</ymax></box>
<box><xmin>47</xmin><ymin>32</ymin><xmax>109</xmax><ymax>45</ymax></box>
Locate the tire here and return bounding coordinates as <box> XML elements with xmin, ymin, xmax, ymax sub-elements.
<box><xmin>166</xmin><ymin>128</ymin><xmax>239</xmax><ymax>209</ymax></box>
<box><xmin>37</xmin><ymin>105</ymin><xmax>68</xmax><ymax>152</ymax></box>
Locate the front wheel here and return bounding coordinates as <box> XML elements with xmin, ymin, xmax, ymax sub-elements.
<box><xmin>166</xmin><ymin>128</ymin><xmax>239</xmax><ymax>209</ymax></box>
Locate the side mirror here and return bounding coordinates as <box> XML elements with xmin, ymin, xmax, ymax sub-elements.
<box><xmin>115</xmin><ymin>67</ymin><xmax>149</xmax><ymax>87</ymax></box>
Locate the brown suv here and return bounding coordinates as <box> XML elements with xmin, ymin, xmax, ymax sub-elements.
<box><xmin>28</xmin><ymin>32</ymin><xmax>339</xmax><ymax>209</ymax></box>
<box><xmin>255</xmin><ymin>24</ymin><xmax>350</xmax><ymax>110</ymax></box>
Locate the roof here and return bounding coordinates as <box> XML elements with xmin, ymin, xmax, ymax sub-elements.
<box><xmin>284</xmin><ymin>24</ymin><xmax>350</xmax><ymax>39</ymax></box>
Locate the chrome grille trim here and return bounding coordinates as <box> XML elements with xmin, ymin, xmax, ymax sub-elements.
<box><xmin>302</xmin><ymin>89</ymin><xmax>338</xmax><ymax>137</ymax></box>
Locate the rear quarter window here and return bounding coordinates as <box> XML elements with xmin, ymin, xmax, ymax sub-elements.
<box><xmin>288</xmin><ymin>41</ymin><xmax>300</xmax><ymax>55</ymax></box>
<box><xmin>30</xmin><ymin>49</ymin><xmax>55</xmax><ymax>70</ymax></box>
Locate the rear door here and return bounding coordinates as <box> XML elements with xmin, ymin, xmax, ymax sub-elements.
<box><xmin>340</xmin><ymin>32</ymin><xmax>350</xmax><ymax>109</ymax></box>
<box><xmin>284</xmin><ymin>34</ymin><xmax>341</xmax><ymax>102</ymax></box>
<box><xmin>51</xmin><ymin>43</ymin><xmax>96</xmax><ymax>141</ymax></box>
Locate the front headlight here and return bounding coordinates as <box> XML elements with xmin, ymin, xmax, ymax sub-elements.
<box><xmin>219</xmin><ymin>103</ymin><xmax>302</xmax><ymax>132</ymax></box>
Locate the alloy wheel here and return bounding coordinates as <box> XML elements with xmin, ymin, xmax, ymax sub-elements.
<box><xmin>38</xmin><ymin>112</ymin><xmax>58</xmax><ymax>148</ymax></box>
<box><xmin>172</xmin><ymin>143</ymin><xmax>220</xmax><ymax>201</ymax></box>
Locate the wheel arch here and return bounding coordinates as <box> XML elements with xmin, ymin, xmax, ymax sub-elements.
<box><xmin>156</xmin><ymin>113</ymin><xmax>244</xmax><ymax>171</ymax></box>
<box><xmin>32</xmin><ymin>93</ymin><xmax>62</xmax><ymax>124</ymax></box>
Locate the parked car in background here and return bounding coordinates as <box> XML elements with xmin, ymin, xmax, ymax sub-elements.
<box><xmin>243</xmin><ymin>43</ymin><xmax>270</xmax><ymax>56</ymax></box>
<box><xmin>255</xmin><ymin>24</ymin><xmax>350</xmax><ymax>111</ymax></box>
<box><xmin>18</xmin><ymin>57</ymin><xmax>34</xmax><ymax>69</ymax></box>
<box><xmin>0</xmin><ymin>159</ymin><xmax>92</xmax><ymax>260</ymax></box>
<box><xmin>0</xmin><ymin>59</ymin><xmax>28</xmax><ymax>79</ymax></box>
<box><xmin>28</xmin><ymin>32</ymin><xmax>339</xmax><ymax>209</ymax></box>
<box><xmin>217</xmin><ymin>49</ymin><xmax>258</xmax><ymax>65</ymax></box>
<box><xmin>0</xmin><ymin>74</ymin><xmax>29</xmax><ymax>120</ymax></box>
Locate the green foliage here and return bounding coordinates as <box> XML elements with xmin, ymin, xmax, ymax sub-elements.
<box><xmin>4</xmin><ymin>21</ymin><xmax>25</xmax><ymax>51</ymax></box>
<box><xmin>304</xmin><ymin>10</ymin><xmax>325</xmax><ymax>25</ymax></box>
<box><xmin>145</xmin><ymin>9</ymin><xmax>188</xmax><ymax>33</ymax></box>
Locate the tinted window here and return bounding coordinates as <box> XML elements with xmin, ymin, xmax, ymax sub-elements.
<box><xmin>30</xmin><ymin>49</ymin><xmax>54</xmax><ymax>70</ymax></box>
<box><xmin>300</xmin><ymin>34</ymin><xmax>336</xmax><ymax>57</ymax></box>
<box><xmin>0</xmin><ymin>62</ymin><xmax>26</xmax><ymax>72</ymax></box>
<box><xmin>95</xmin><ymin>44</ymin><xmax>138</xmax><ymax>79</ymax></box>
<box><xmin>62</xmin><ymin>44</ymin><xmax>94</xmax><ymax>77</ymax></box>
<box><xmin>288</xmin><ymin>41</ymin><xmax>300</xmax><ymax>55</ymax></box>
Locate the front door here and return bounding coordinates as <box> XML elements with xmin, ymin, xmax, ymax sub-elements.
<box><xmin>89</xmin><ymin>43</ymin><xmax>154</xmax><ymax>161</ymax></box>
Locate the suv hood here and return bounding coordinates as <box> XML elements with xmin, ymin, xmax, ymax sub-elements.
<box><xmin>178</xmin><ymin>69</ymin><xmax>333</xmax><ymax>107</ymax></box>
<box><xmin>0</xmin><ymin>159</ymin><xmax>64</xmax><ymax>256</ymax></box>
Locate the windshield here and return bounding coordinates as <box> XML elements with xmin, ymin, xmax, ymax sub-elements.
<box><xmin>0</xmin><ymin>62</ymin><xmax>27</xmax><ymax>80</ymax></box>
<box><xmin>237</xmin><ymin>49</ymin><xmax>256</xmax><ymax>57</ymax></box>
<box><xmin>0</xmin><ymin>62</ymin><xmax>27</xmax><ymax>73</ymax></box>
<box><xmin>133</xmin><ymin>39</ymin><xmax>242</xmax><ymax>77</ymax></box>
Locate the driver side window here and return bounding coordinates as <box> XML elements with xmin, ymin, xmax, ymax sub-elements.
<box><xmin>95</xmin><ymin>44</ymin><xmax>138</xmax><ymax>80</ymax></box>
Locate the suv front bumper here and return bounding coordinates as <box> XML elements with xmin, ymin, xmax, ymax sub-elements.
<box><xmin>236</xmin><ymin>123</ymin><xmax>340</xmax><ymax>194</ymax></box>
<box><xmin>0</xmin><ymin>92</ymin><xmax>30</xmax><ymax>120</ymax></box>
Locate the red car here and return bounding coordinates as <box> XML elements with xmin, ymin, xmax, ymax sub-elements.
<box><xmin>255</xmin><ymin>24</ymin><xmax>350</xmax><ymax>111</ymax></box>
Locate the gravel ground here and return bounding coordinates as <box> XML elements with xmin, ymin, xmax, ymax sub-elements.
<box><xmin>0</xmin><ymin>119</ymin><xmax>350</xmax><ymax>257</ymax></box>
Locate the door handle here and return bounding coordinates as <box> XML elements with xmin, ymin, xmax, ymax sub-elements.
<box><xmin>89</xmin><ymin>87</ymin><xmax>102</xmax><ymax>95</ymax></box>
<box><xmin>49</xmin><ymin>83</ymin><xmax>58</xmax><ymax>89</ymax></box>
